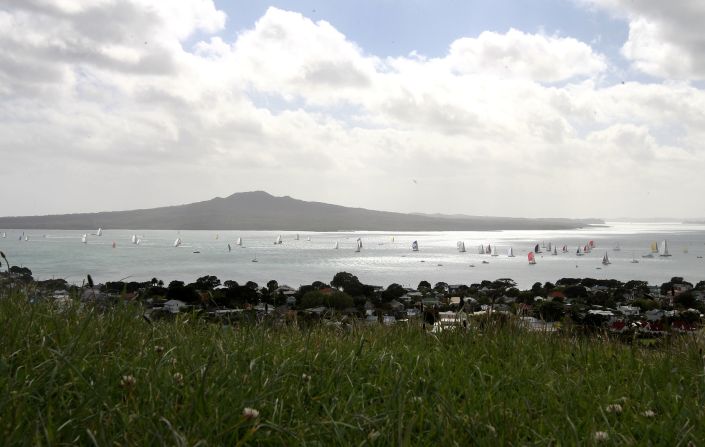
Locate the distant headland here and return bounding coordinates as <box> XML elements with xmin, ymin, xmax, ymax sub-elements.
<box><xmin>0</xmin><ymin>191</ymin><xmax>602</xmax><ymax>231</ymax></box>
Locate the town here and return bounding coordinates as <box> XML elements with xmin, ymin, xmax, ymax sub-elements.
<box><xmin>2</xmin><ymin>263</ymin><xmax>702</xmax><ymax>337</ymax></box>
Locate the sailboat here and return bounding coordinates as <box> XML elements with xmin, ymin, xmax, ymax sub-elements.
<box><xmin>630</xmin><ymin>252</ymin><xmax>639</xmax><ymax>263</ymax></box>
<box><xmin>576</xmin><ymin>246</ymin><xmax>583</xmax><ymax>256</ymax></box>
<box><xmin>491</xmin><ymin>245</ymin><xmax>498</xmax><ymax>256</ymax></box>
<box><xmin>457</xmin><ymin>241</ymin><xmax>466</xmax><ymax>252</ymax></box>
<box><xmin>136</xmin><ymin>238</ymin><xmax>141</xmax><ymax>246</ymax></box>
<box><xmin>478</xmin><ymin>244</ymin><xmax>485</xmax><ymax>254</ymax></box>
<box><xmin>131</xmin><ymin>234</ymin><xmax>137</xmax><ymax>244</ymax></box>
<box><xmin>547</xmin><ymin>242</ymin><xmax>552</xmax><ymax>252</ymax></box>
<box><xmin>602</xmin><ymin>252</ymin><xmax>611</xmax><ymax>265</ymax></box>
<box><xmin>391</xmin><ymin>236</ymin><xmax>395</xmax><ymax>243</ymax></box>
<box><xmin>1</xmin><ymin>232</ymin><xmax>5</xmax><ymax>238</ymax></box>
<box><xmin>81</xmin><ymin>234</ymin><xmax>87</xmax><ymax>244</ymax></box>
<box><xmin>295</xmin><ymin>234</ymin><xmax>300</xmax><ymax>241</ymax></box>
<box><xmin>589</xmin><ymin>240</ymin><xmax>595</xmax><ymax>249</ymax></box>
<box><xmin>528</xmin><ymin>252</ymin><xmax>536</xmax><ymax>265</ymax></box>
<box><xmin>174</xmin><ymin>237</ymin><xmax>181</xmax><ymax>248</ymax></box>
<box><xmin>112</xmin><ymin>241</ymin><xmax>116</xmax><ymax>248</ymax></box>
<box><xmin>534</xmin><ymin>244</ymin><xmax>541</xmax><ymax>253</ymax></box>
<box><xmin>215</xmin><ymin>233</ymin><xmax>219</xmax><ymax>240</ymax></box>
<box><xmin>24</xmin><ymin>235</ymin><xmax>28</xmax><ymax>241</ymax></box>
<box><xmin>236</xmin><ymin>237</ymin><xmax>242</xmax><ymax>246</ymax></box>
<box><xmin>275</xmin><ymin>235</ymin><xmax>283</xmax><ymax>245</ymax></box>
<box><xmin>650</xmin><ymin>241</ymin><xmax>659</xmax><ymax>253</ymax></box>
<box><xmin>96</xmin><ymin>228</ymin><xmax>103</xmax><ymax>237</ymax></box>
<box><xmin>485</xmin><ymin>244</ymin><xmax>492</xmax><ymax>254</ymax></box>
<box><xmin>334</xmin><ymin>241</ymin><xmax>339</xmax><ymax>249</ymax></box>
<box><xmin>562</xmin><ymin>245</ymin><xmax>568</xmax><ymax>253</ymax></box>
<box><xmin>411</xmin><ymin>240</ymin><xmax>419</xmax><ymax>252</ymax></box>
<box><xmin>552</xmin><ymin>246</ymin><xmax>558</xmax><ymax>256</ymax></box>
<box><xmin>613</xmin><ymin>242</ymin><xmax>621</xmax><ymax>251</ymax></box>
<box><xmin>660</xmin><ymin>240</ymin><xmax>672</xmax><ymax>257</ymax></box>
<box><xmin>227</xmin><ymin>243</ymin><xmax>232</xmax><ymax>252</ymax></box>
<box><xmin>355</xmin><ymin>238</ymin><xmax>362</xmax><ymax>252</ymax></box>
<box><xmin>251</xmin><ymin>255</ymin><xmax>258</xmax><ymax>263</ymax></box>
<box><xmin>307</xmin><ymin>236</ymin><xmax>311</xmax><ymax>242</ymax></box>
<box><xmin>507</xmin><ymin>247</ymin><xmax>515</xmax><ymax>257</ymax></box>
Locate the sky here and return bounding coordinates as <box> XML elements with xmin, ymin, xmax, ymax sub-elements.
<box><xmin>1</xmin><ymin>0</ymin><xmax>704</xmax><ymax>219</ymax></box>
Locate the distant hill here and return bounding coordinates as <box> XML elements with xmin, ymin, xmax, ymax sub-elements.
<box><xmin>0</xmin><ymin>191</ymin><xmax>602</xmax><ymax>231</ymax></box>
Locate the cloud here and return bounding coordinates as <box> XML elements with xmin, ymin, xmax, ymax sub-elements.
<box><xmin>580</xmin><ymin>0</ymin><xmax>705</xmax><ymax>80</ymax></box>
<box><xmin>0</xmin><ymin>3</ymin><xmax>703</xmax><ymax>217</ymax></box>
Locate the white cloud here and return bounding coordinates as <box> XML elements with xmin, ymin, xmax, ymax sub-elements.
<box><xmin>0</xmin><ymin>3</ymin><xmax>703</xmax><ymax>218</ymax></box>
<box><xmin>581</xmin><ymin>0</ymin><xmax>705</xmax><ymax>80</ymax></box>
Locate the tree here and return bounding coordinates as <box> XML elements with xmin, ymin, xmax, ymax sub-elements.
<box><xmin>9</xmin><ymin>265</ymin><xmax>32</xmax><ymax>279</ymax></box>
<box><xmin>166</xmin><ymin>281</ymin><xmax>200</xmax><ymax>303</ymax></box>
<box><xmin>311</xmin><ymin>281</ymin><xmax>329</xmax><ymax>289</ymax></box>
<box><xmin>530</xmin><ymin>282</ymin><xmax>544</xmax><ymax>297</ymax></box>
<box><xmin>382</xmin><ymin>283</ymin><xmax>406</xmax><ymax>302</ymax></box>
<box><xmin>267</xmin><ymin>280</ymin><xmax>279</xmax><ymax>292</ymax></box>
<box><xmin>300</xmin><ymin>290</ymin><xmax>353</xmax><ymax>310</ymax></box>
<box><xmin>674</xmin><ymin>290</ymin><xmax>697</xmax><ymax>309</ymax></box>
<box><xmin>245</xmin><ymin>281</ymin><xmax>259</xmax><ymax>290</ymax></box>
<box><xmin>331</xmin><ymin>272</ymin><xmax>366</xmax><ymax>296</ymax></box>
<box><xmin>417</xmin><ymin>280</ymin><xmax>431</xmax><ymax>291</ymax></box>
<box><xmin>535</xmin><ymin>299</ymin><xmax>565</xmax><ymax>322</ymax></box>
<box><xmin>564</xmin><ymin>285</ymin><xmax>588</xmax><ymax>300</ymax></box>
<box><xmin>224</xmin><ymin>280</ymin><xmax>239</xmax><ymax>289</ymax></box>
<box><xmin>434</xmin><ymin>282</ymin><xmax>448</xmax><ymax>294</ymax></box>
<box><xmin>194</xmin><ymin>275</ymin><xmax>221</xmax><ymax>291</ymax></box>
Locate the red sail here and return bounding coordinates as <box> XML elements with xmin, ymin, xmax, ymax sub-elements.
<box><xmin>528</xmin><ymin>252</ymin><xmax>535</xmax><ymax>264</ymax></box>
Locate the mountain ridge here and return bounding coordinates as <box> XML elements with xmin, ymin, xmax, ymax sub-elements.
<box><xmin>0</xmin><ymin>191</ymin><xmax>602</xmax><ymax>231</ymax></box>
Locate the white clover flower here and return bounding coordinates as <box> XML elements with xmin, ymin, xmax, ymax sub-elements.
<box><xmin>594</xmin><ymin>431</ymin><xmax>609</xmax><ymax>442</ymax></box>
<box><xmin>120</xmin><ymin>375</ymin><xmax>136</xmax><ymax>389</ymax></box>
<box><xmin>242</xmin><ymin>407</ymin><xmax>260</xmax><ymax>420</ymax></box>
<box><xmin>173</xmin><ymin>372</ymin><xmax>184</xmax><ymax>386</ymax></box>
<box><xmin>642</xmin><ymin>410</ymin><xmax>656</xmax><ymax>418</ymax></box>
<box><xmin>606</xmin><ymin>403</ymin><xmax>623</xmax><ymax>414</ymax></box>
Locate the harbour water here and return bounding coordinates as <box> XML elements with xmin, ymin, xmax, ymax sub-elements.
<box><xmin>1</xmin><ymin>222</ymin><xmax>704</xmax><ymax>288</ymax></box>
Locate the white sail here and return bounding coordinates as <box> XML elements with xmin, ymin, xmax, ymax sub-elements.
<box><xmin>96</xmin><ymin>228</ymin><xmax>103</xmax><ymax>237</ymax></box>
<box><xmin>24</xmin><ymin>235</ymin><xmax>28</xmax><ymax>241</ymax></box>
<box><xmin>602</xmin><ymin>252</ymin><xmax>610</xmax><ymax>265</ymax></box>
<box><xmin>81</xmin><ymin>234</ymin><xmax>87</xmax><ymax>244</ymax></box>
<box><xmin>1</xmin><ymin>232</ymin><xmax>5</xmax><ymax>238</ymax></box>
<box><xmin>275</xmin><ymin>235</ymin><xmax>282</xmax><ymax>244</ymax></box>
<box><xmin>457</xmin><ymin>241</ymin><xmax>466</xmax><ymax>252</ymax></box>
<box><xmin>660</xmin><ymin>240</ymin><xmax>671</xmax><ymax>257</ymax></box>
<box><xmin>131</xmin><ymin>234</ymin><xmax>137</xmax><ymax>244</ymax></box>
<box><xmin>307</xmin><ymin>236</ymin><xmax>311</xmax><ymax>242</ymax></box>
<box><xmin>355</xmin><ymin>238</ymin><xmax>362</xmax><ymax>252</ymax></box>
<box><xmin>411</xmin><ymin>240</ymin><xmax>419</xmax><ymax>252</ymax></box>
<box><xmin>552</xmin><ymin>246</ymin><xmax>557</xmax><ymax>256</ymax></box>
<box><xmin>174</xmin><ymin>237</ymin><xmax>181</xmax><ymax>247</ymax></box>
<box><xmin>295</xmin><ymin>234</ymin><xmax>299</xmax><ymax>240</ymax></box>
<box><xmin>491</xmin><ymin>245</ymin><xmax>498</xmax><ymax>256</ymax></box>
<box><xmin>547</xmin><ymin>242</ymin><xmax>552</xmax><ymax>252</ymax></box>
<box><xmin>136</xmin><ymin>238</ymin><xmax>141</xmax><ymax>245</ymax></box>
<box><xmin>334</xmin><ymin>241</ymin><xmax>339</xmax><ymax>249</ymax></box>
<box><xmin>236</xmin><ymin>237</ymin><xmax>242</xmax><ymax>246</ymax></box>
<box><xmin>478</xmin><ymin>244</ymin><xmax>485</xmax><ymax>254</ymax></box>
<box><xmin>508</xmin><ymin>247</ymin><xmax>515</xmax><ymax>257</ymax></box>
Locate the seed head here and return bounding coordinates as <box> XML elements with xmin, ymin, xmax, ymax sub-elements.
<box><xmin>242</xmin><ymin>407</ymin><xmax>259</xmax><ymax>420</ymax></box>
<box><xmin>606</xmin><ymin>403</ymin><xmax>623</xmax><ymax>414</ymax></box>
<box><xmin>173</xmin><ymin>372</ymin><xmax>184</xmax><ymax>386</ymax></box>
<box><xmin>120</xmin><ymin>375</ymin><xmax>136</xmax><ymax>389</ymax></box>
<box><xmin>593</xmin><ymin>431</ymin><xmax>609</xmax><ymax>442</ymax></box>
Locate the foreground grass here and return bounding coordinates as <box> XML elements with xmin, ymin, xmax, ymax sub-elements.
<box><xmin>1</xmin><ymin>296</ymin><xmax>704</xmax><ymax>445</ymax></box>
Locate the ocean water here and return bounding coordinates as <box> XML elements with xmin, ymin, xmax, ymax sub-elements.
<box><xmin>1</xmin><ymin>222</ymin><xmax>704</xmax><ymax>289</ymax></box>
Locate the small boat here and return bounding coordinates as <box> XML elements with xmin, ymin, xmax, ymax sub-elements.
<box><xmin>251</xmin><ymin>257</ymin><xmax>258</xmax><ymax>263</ymax></box>
<box><xmin>552</xmin><ymin>246</ymin><xmax>558</xmax><ymax>256</ymax></box>
<box><xmin>457</xmin><ymin>241</ymin><xmax>466</xmax><ymax>252</ymax></box>
<box><xmin>589</xmin><ymin>240</ymin><xmax>595</xmax><ymax>248</ymax></box>
<box><xmin>630</xmin><ymin>252</ymin><xmax>639</xmax><ymax>263</ymax></box>
<box><xmin>547</xmin><ymin>242</ymin><xmax>552</xmax><ymax>252</ymax></box>
<box><xmin>295</xmin><ymin>234</ymin><xmax>300</xmax><ymax>241</ymax></box>
<box><xmin>478</xmin><ymin>244</ymin><xmax>485</xmax><ymax>254</ymax></box>
<box><xmin>307</xmin><ymin>236</ymin><xmax>311</xmax><ymax>242</ymax></box>
<box><xmin>193</xmin><ymin>250</ymin><xmax>200</xmax><ymax>254</ymax></box>
<box><xmin>136</xmin><ymin>239</ymin><xmax>141</xmax><ymax>245</ymax></box>
<box><xmin>96</xmin><ymin>228</ymin><xmax>103</xmax><ymax>237</ymax></box>
<box><xmin>659</xmin><ymin>240</ymin><xmax>672</xmax><ymax>257</ymax></box>
<box><xmin>491</xmin><ymin>245</ymin><xmax>498</xmax><ymax>256</ymax></box>
<box><xmin>642</xmin><ymin>253</ymin><xmax>654</xmax><ymax>258</ymax></box>
<box><xmin>411</xmin><ymin>240</ymin><xmax>419</xmax><ymax>252</ymax></box>
<box><xmin>215</xmin><ymin>233</ymin><xmax>219</xmax><ymax>240</ymax></box>
<box><xmin>174</xmin><ymin>237</ymin><xmax>181</xmax><ymax>248</ymax></box>
<box><xmin>485</xmin><ymin>244</ymin><xmax>491</xmax><ymax>254</ymax></box>
<box><xmin>507</xmin><ymin>247</ymin><xmax>515</xmax><ymax>257</ymax></box>
<box><xmin>528</xmin><ymin>252</ymin><xmax>536</xmax><ymax>265</ymax></box>
<box><xmin>275</xmin><ymin>235</ymin><xmax>282</xmax><ymax>245</ymax></box>
<box><xmin>469</xmin><ymin>264</ymin><xmax>475</xmax><ymax>268</ymax></box>
<box><xmin>562</xmin><ymin>245</ymin><xmax>568</xmax><ymax>253</ymax></box>
<box><xmin>355</xmin><ymin>238</ymin><xmax>362</xmax><ymax>252</ymax></box>
<box><xmin>482</xmin><ymin>260</ymin><xmax>489</xmax><ymax>264</ymax></box>
<box><xmin>602</xmin><ymin>252</ymin><xmax>611</xmax><ymax>265</ymax></box>
<box><xmin>131</xmin><ymin>234</ymin><xmax>137</xmax><ymax>244</ymax></box>
<box><xmin>24</xmin><ymin>235</ymin><xmax>28</xmax><ymax>241</ymax></box>
<box><xmin>1</xmin><ymin>232</ymin><xmax>5</xmax><ymax>238</ymax></box>
<box><xmin>81</xmin><ymin>234</ymin><xmax>87</xmax><ymax>244</ymax></box>
<box><xmin>112</xmin><ymin>241</ymin><xmax>116</xmax><ymax>248</ymax></box>
<box><xmin>534</xmin><ymin>244</ymin><xmax>541</xmax><ymax>254</ymax></box>
<box><xmin>576</xmin><ymin>246</ymin><xmax>583</xmax><ymax>256</ymax></box>
<box><xmin>650</xmin><ymin>241</ymin><xmax>659</xmax><ymax>253</ymax></box>
<box><xmin>227</xmin><ymin>244</ymin><xmax>231</xmax><ymax>252</ymax></box>
<box><xmin>613</xmin><ymin>242</ymin><xmax>621</xmax><ymax>251</ymax></box>
<box><xmin>334</xmin><ymin>241</ymin><xmax>339</xmax><ymax>249</ymax></box>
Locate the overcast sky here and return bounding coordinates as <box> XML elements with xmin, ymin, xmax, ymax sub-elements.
<box><xmin>1</xmin><ymin>0</ymin><xmax>704</xmax><ymax>218</ymax></box>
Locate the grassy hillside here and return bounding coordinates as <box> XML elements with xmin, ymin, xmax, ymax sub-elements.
<box><xmin>0</xmin><ymin>295</ymin><xmax>703</xmax><ymax>445</ymax></box>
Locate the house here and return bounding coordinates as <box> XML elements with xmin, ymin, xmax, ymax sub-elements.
<box><xmin>382</xmin><ymin>315</ymin><xmax>396</xmax><ymax>325</ymax></box>
<box><xmin>406</xmin><ymin>308</ymin><xmax>420</xmax><ymax>318</ymax></box>
<box><xmin>164</xmin><ymin>299</ymin><xmax>187</xmax><ymax>314</ymax></box>
<box><xmin>617</xmin><ymin>305</ymin><xmax>640</xmax><ymax>316</ymax></box>
<box><xmin>422</xmin><ymin>297</ymin><xmax>440</xmax><ymax>307</ymax></box>
<box><xmin>388</xmin><ymin>299</ymin><xmax>405</xmax><ymax>312</ymax></box>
